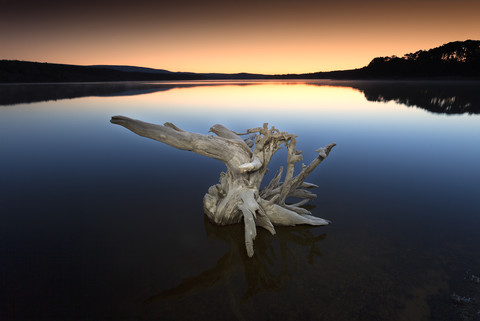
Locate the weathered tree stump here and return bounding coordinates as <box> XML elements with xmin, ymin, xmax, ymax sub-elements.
<box><xmin>111</xmin><ymin>116</ymin><xmax>335</xmax><ymax>257</ymax></box>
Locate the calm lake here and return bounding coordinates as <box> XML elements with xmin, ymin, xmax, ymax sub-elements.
<box><xmin>1</xmin><ymin>80</ymin><xmax>479</xmax><ymax>320</ymax></box>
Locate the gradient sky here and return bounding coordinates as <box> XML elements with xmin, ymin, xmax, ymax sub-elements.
<box><xmin>1</xmin><ymin>0</ymin><xmax>479</xmax><ymax>74</ymax></box>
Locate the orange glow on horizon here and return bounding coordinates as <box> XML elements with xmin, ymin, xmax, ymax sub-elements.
<box><xmin>78</xmin><ymin>81</ymin><xmax>376</xmax><ymax>114</ymax></box>
<box><xmin>1</xmin><ymin>0</ymin><xmax>479</xmax><ymax>74</ymax></box>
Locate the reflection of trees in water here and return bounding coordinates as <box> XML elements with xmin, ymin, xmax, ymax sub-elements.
<box><xmin>350</xmin><ymin>81</ymin><xmax>480</xmax><ymax>115</ymax></box>
<box><xmin>145</xmin><ymin>216</ymin><xmax>326</xmax><ymax>304</ymax></box>
<box><xmin>0</xmin><ymin>83</ymin><xmax>205</xmax><ymax>106</ymax></box>
<box><xmin>0</xmin><ymin>82</ymin><xmax>258</xmax><ymax>106</ymax></box>
<box><xmin>3</xmin><ymin>80</ymin><xmax>478</xmax><ymax>115</ymax></box>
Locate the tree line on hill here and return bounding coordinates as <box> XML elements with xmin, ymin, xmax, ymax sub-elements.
<box><xmin>0</xmin><ymin>40</ymin><xmax>479</xmax><ymax>82</ymax></box>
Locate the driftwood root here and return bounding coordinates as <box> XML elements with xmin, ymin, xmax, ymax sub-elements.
<box><xmin>111</xmin><ymin>116</ymin><xmax>335</xmax><ymax>257</ymax></box>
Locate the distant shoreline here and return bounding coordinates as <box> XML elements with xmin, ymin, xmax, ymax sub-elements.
<box><xmin>2</xmin><ymin>78</ymin><xmax>480</xmax><ymax>86</ymax></box>
<box><xmin>1</xmin><ymin>40</ymin><xmax>479</xmax><ymax>83</ymax></box>
<box><xmin>0</xmin><ymin>61</ymin><xmax>478</xmax><ymax>84</ymax></box>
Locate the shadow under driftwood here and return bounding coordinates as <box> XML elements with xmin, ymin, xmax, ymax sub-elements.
<box><xmin>145</xmin><ymin>216</ymin><xmax>326</xmax><ymax>304</ymax></box>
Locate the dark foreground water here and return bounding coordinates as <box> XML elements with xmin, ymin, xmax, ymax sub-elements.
<box><xmin>1</xmin><ymin>80</ymin><xmax>479</xmax><ymax>320</ymax></box>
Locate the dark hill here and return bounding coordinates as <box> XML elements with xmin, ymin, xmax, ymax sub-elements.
<box><xmin>0</xmin><ymin>60</ymin><xmax>268</xmax><ymax>83</ymax></box>
<box><xmin>90</xmin><ymin>65</ymin><xmax>172</xmax><ymax>74</ymax></box>
<box><xmin>1</xmin><ymin>40</ymin><xmax>479</xmax><ymax>82</ymax></box>
<box><xmin>0</xmin><ymin>60</ymin><xmax>208</xmax><ymax>83</ymax></box>
<box><xmin>362</xmin><ymin>40</ymin><xmax>480</xmax><ymax>78</ymax></box>
<box><xmin>302</xmin><ymin>40</ymin><xmax>480</xmax><ymax>79</ymax></box>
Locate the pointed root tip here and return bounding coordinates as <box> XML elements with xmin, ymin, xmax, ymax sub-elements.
<box><xmin>314</xmin><ymin>220</ymin><xmax>330</xmax><ymax>226</ymax></box>
<box><xmin>246</xmin><ymin>244</ymin><xmax>254</xmax><ymax>257</ymax></box>
<box><xmin>110</xmin><ymin>115</ymin><xmax>129</xmax><ymax>125</ymax></box>
<box><xmin>305</xmin><ymin>215</ymin><xmax>331</xmax><ymax>225</ymax></box>
<box><xmin>315</xmin><ymin>143</ymin><xmax>336</xmax><ymax>158</ymax></box>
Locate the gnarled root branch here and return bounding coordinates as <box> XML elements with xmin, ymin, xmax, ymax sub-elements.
<box><xmin>111</xmin><ymin>116</ymin><xmax>335</xmax><ymax>257</ymax></box>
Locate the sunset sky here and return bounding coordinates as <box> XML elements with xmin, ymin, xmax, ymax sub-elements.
<box><xmin>1</xmin><ymin>0</ymin><xmax>479</xmax><ymax>74</ymax></box>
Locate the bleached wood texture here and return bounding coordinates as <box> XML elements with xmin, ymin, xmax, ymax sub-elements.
<box><xmin>111</xmin><ymin>116</ymin><xmax>335</xmax><ymax>257</ymax></box>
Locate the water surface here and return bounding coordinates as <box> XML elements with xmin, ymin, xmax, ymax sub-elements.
<box><xmin>1</xmin><ymin>80</ymin><xmax>479</xmax><ymax>320</ymax></box>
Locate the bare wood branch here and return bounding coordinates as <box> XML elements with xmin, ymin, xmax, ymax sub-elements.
<box><xmin>284</xmin><ymin>204</ymin><xmax>312</xmax><ymax>216</ymax></box>
<box><xmin>111</xmin><ymin>116</ymin><xmax>252</xmax><ymax>171</ymax></box>
<box><xmin>258</xmin><ymin>199</ymin><xmax>329</xmax><ymax>226</ymax></box>
<box><xmin>279</xmin><ymin>138</ymin><xmax>303</xmax><ymax>204</ymax></box>
<box><xmin>111</xmin><ymin>116</ymin><xmax>335</xmax><ymax>258</ymax></box>
<box><xmin>290</xmin><ymin>143</ymin><xmax>336</xmax><ymax>191</ymax></box>
<box><xmin>301</xmin><ymin>182</ymin><xmax>319</xmax><ymax>189</ymax></box>
<box><xmin>260</xmin><ymin>166</ymin><xmax>283</xmax><ymax>199</ymax></box>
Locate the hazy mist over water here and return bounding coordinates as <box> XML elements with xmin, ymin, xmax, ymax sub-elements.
<box><xmin>1</xmin><ymin>80</ymin><xmax>479</xmax><ymax>320</ymax></box>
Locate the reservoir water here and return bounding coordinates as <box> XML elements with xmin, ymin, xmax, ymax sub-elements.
<box><xmin>1</xmin><ymin>80</ymin><xmax>479</xmax><ymax>320</ymax></box>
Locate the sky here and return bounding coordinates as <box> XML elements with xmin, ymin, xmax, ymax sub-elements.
<box><xmin>1</xmin><ymin>0</ymin><xmax>479</xmax><ymax>74</ymax></box>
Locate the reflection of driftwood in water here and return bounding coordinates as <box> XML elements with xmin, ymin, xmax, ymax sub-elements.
<box><xmin>348</xmin><ymin>81</ymin><xmax>480</xmax><ymax>115</ymax></box>
<box><xmin>145</xmin><ymin>216</ymin><xmax>326</xmax><ymax>304</ymax></box>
